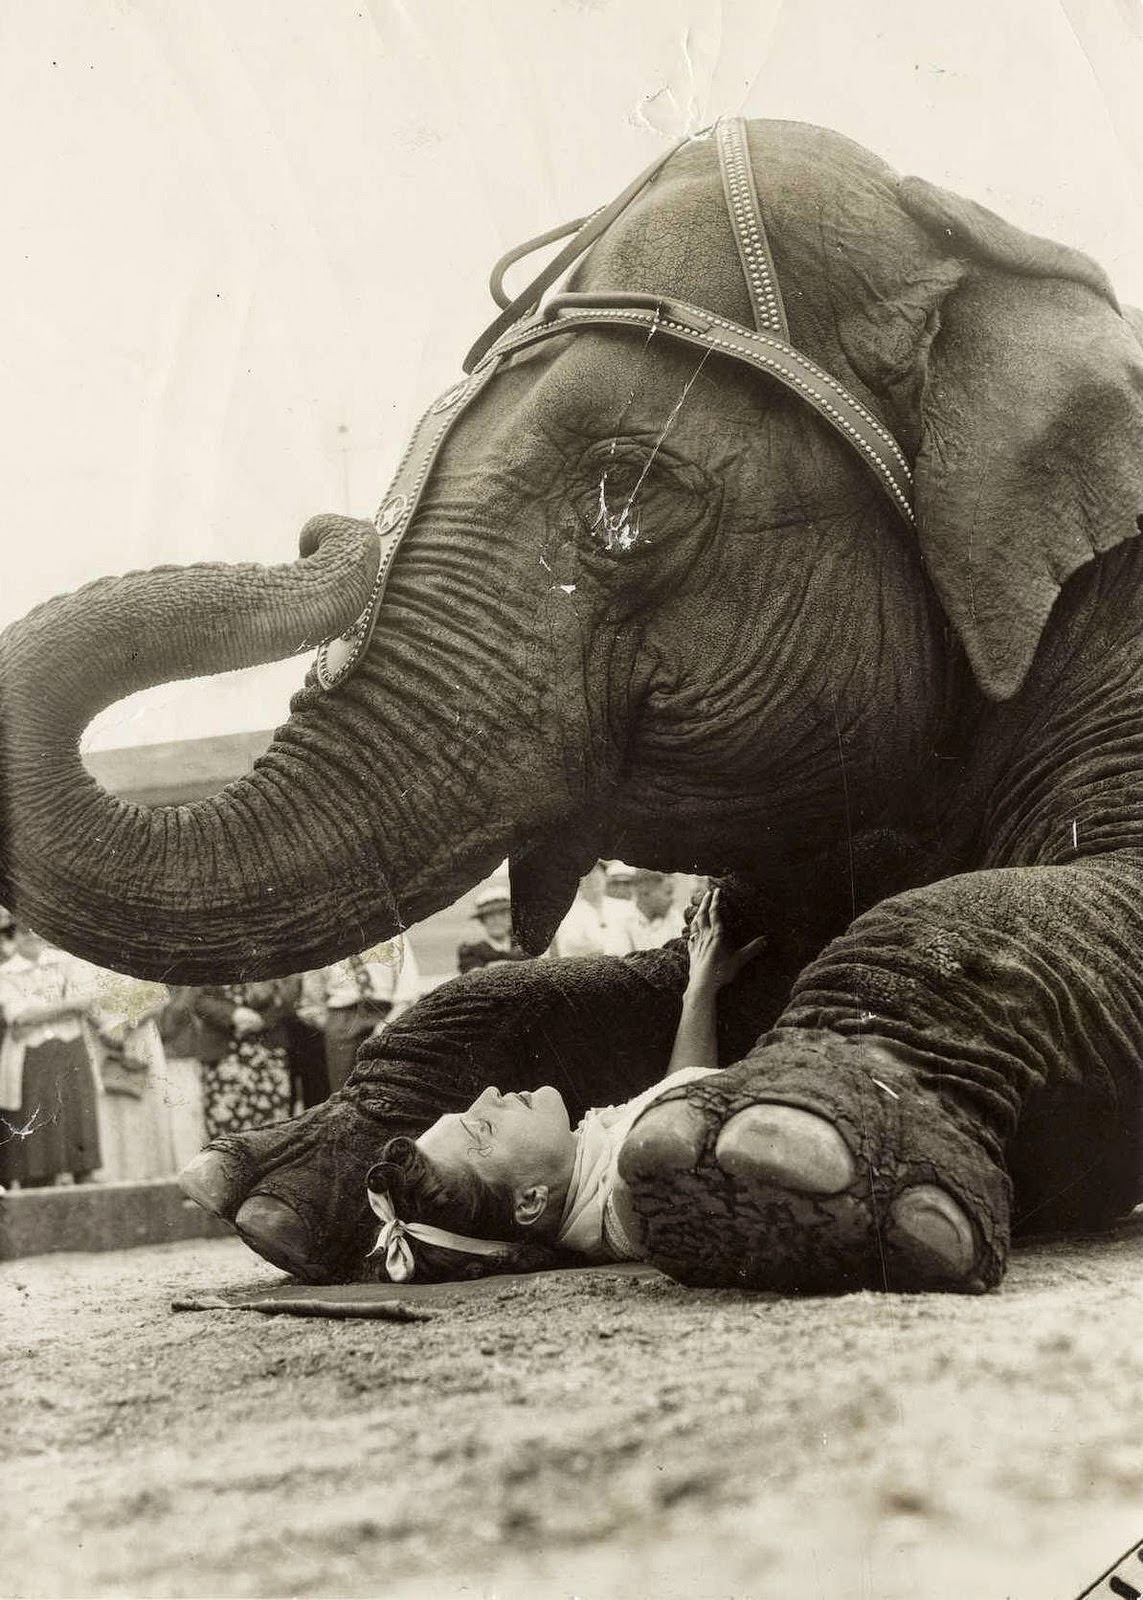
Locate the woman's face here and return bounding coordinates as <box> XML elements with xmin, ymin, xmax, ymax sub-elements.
<box><xmin>478</xmin><ymin>907</ymin><xmax>513</xmax><ymax>941</ymax></box>
<box><xmin>416</xmin><ymin>1085</ymin><xmax>576</xmax><ymax>1195</ymax></box>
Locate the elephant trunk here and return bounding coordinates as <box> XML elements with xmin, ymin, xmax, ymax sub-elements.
<box><xmin>0</xmin><ymin>516</ymin><xmax>384</xmax><ymax>978</ymax></box>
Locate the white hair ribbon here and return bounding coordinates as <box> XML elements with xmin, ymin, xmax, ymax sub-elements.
<box><xmin>366</xmin><ymin>1186</ymin><xmax>515</xmax><ymax>1283</ymax></box>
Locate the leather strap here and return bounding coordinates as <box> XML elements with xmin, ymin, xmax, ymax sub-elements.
<box><xmin>314</xmin><ymin>358</ymin><xmax>502</xmax><ymax>690</ymax></box>
<box><xmin>463</xmin><ymin>138</ymin><xmax>687</xmax><ymax>372</ymax></box>
<box><xmin>488</xmin><ymin>214</ymin><xmax>590</xmax><ymax>309</ymax></box>
<box><xmin>716</xmin><ymin>118</ymin><xmax>789</xmax><ymax>338</ymax></box>
<box><xmin>314</xmin><ymin>119</ymin><xmax>915</xmax><ymax>696</ymax></box>
<box><xmin>471</xmin><ymin>292</ymin><xmax>914</xmax><ymax>529</ymax></box>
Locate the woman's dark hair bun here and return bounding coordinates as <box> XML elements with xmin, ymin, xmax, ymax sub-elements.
<box><xmin>365</xmin><ymin>1134</ymin><xmax>562</xmax><ymax>1285</ymax></box>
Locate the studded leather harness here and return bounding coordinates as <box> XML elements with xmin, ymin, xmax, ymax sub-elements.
<box><xmin>314</xmin><ymin>119</ymin><xmax>915</xmax><ymax>693</ymax></box>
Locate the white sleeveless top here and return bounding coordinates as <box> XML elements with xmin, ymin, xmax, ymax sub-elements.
<box><xmin>555</xmin><ymin>1066</ymin><xmax>714</xmax><ymax>1261</ymax></box>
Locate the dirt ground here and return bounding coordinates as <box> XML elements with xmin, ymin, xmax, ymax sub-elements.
<box><xmin>3</xmin><ymin>1226</ymin><xmax>1143</xmax><ymax>1600</ymax></box>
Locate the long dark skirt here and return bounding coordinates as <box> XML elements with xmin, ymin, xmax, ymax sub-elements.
<box><xmin>0</xmin><ymin>1037</ymin><xmax>102</xmax><ymax>1185</ymax></box>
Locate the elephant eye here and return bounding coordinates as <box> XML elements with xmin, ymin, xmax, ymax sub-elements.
<box><xmin>570</xmin><ymin>443</ymin><xmax>669</xmax><ymax>560</ymax></box>
<box><xmin>589</xmin><ymin>473</ymin><xmax>643</xmax><ymax>553</ymax></box>
<box><xmin>562</xmin><ymin>438</ymin><xmax>718</xmax><ymax>589</ymax></box>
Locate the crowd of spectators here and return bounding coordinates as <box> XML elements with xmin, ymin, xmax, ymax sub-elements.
<box><xmin>542</xmin><ymin>862</ymin><xmax>686</xmax><ymax>958</ymax></box>
<box><xmin>0</xmin><ymin>863</ymin><xmax>691</xmax><ymax>1190</ymax></box>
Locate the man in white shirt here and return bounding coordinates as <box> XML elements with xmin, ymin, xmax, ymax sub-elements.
<box><xmin>627</xmin><ymin>870</ymin><xmax>686</xmax><ymax>951</ymax></box>
<box><xmin>300</xmin><ymin>937</ymin><xmax>422</xmax><ymax>1093</ymax></box>
<box><xmin>456</xmin><ymin>885</ymin><xmax>531</xmax><ymax>972</ymax></box>
<box><xmin>604</xmin><ymin>860</ymin><xmax>638</xmax><ymax>901</ymax></box>
<box><xmin>548</xmin><ymin>863</ymin><xmax>636</xmax><ymax>959</ymax></box>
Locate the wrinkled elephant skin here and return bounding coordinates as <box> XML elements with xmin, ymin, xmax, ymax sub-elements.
<box><xmin>5</xmin><ymin>121</ymin><xmax>1143</xmax><ymax>1290</ymax></box>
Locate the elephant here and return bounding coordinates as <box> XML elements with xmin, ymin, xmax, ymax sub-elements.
<box><xmin>2</xmin><ymin>118</ymin><xmax>1142</xmax><ymax>1292</ymax></box>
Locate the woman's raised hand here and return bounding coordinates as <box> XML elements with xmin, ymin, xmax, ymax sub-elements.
<box><xmin>685</xmin><ymin>888</ymin><xmax>766</xmax><ymax>990</ymax></box>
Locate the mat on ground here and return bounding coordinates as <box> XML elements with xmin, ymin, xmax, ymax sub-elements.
<box><xmin>171</xmin><ymin>1261</ymin><xmax>662</xmax><ymax>1319</ymax></box>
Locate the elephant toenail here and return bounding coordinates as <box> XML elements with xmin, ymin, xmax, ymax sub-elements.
<box><xmin>714</xmin><ymin>1105</ymin><xmax>855</xmax><ymax>1194</ymax></box>
<box><xmin>178</xmin><ymin>1149</ymin><xmax>242</xmax><ymax>1217</ymax></box>
<box><xmin>890</xmin><ymin>1185</ymin><xmax>976</xmax><ymax>1279</ymax></box>
<box><xmin>607</xmin><ymin>1175</ymin><xmax>645</xmax><ymax>1254</ymax></box>
<box><xmin>617</xmin><ymin>1100</ymin><xmax>709</xmax><ymax>1183</ymax></box>
<box><xmin>234</xmin><ymin>1196</ymin><xmax>313</xmax><ymax>1276</ymax></box>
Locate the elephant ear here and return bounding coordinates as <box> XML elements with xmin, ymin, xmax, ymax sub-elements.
<box><xmin>898</xmin><ymin>176</ymin><xmax>1143</xmax><ymax>700</ymax></box>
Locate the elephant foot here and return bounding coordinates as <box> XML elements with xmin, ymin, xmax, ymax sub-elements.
<box><xmin>175</xmin><ymin>1096</ymin><xmax>390</xmax><ymax>1283</ymax></box>
<box><xmin>886</xmin><ymin>1185</ymin><xmax>977</xmax><ymax>1284</ymax></box>
<box><xmin>615</xmin><ymin>1031</ymin><xmax>1010</xmax><ymax>1294</ymax></box>
<box><xmin>178</xmin><ymin>1147</ymin><xmax>246</xmax><ymax>1218</ymax></box>
<box><xmin>233</xmin><ymin>1195</ymin><xmax>318</xmax><ymax>1280</ymax></box>
<box><xmin>718</xmin><ymin>1111</ymin><xmax>978</xmax><ymax>1284</ymax></box>
<box><xmin>179</xmin><ymin>1144</ymin><xmax>319</xmax><ymax>1276</ymax></box>
<box><xmin>178</xmin><ymin>1129</ymin><xmax>357</xmax><ymax>1282</ymax></box>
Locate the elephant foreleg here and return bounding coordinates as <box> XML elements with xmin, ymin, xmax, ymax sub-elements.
<box><xmin>615</xmin><ymin>853</ymin><xmax>1143</xmax><ymax>1292</ymax></box>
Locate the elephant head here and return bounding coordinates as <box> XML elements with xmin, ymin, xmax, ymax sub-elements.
<box><xmin>3</xmin><ymin>120</ymin><xmax>1143</xmax><ymax>983</ymax></box>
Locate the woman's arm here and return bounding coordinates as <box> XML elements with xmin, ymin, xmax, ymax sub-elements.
<box><xmin>191</xmin><ymin>989</ymin><xmax>240</xmax><ymax>1029</ymax></box>
<box><xmin>0</xmin><ymin>954</ymin><xmax>97</xmax><ymax>1028</ymax></box>
<box><xmin>5</xmin><ymin>996</ymin><xmax>92</xmax><ymax>1028</ymax></box>
<box><xmin>664</xmin><ymin>977</ymin><xmax>721</xmax><ymax>1077</ymax></box>
<box><xmin>663</xmin><ymin>889</ymin><xmax>766</xmax><ymax>1080</ymax></box>
<box><xmin>296</xmin><ymin>971</ymin><xmax>329</xmax><ymax>1030</ymax></box>
<box><xmin>261</xmin><ymin>976</ymin><xmax>301</xmax><ymax>1030</ymax></box>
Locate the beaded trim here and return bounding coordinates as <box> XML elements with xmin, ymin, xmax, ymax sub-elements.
<box><xmin>314</xmin><ymin>361</ymin><xmax>500</xmax><ymax>691</ymax></box>
<box><xmin>716</xmin><ymin>119</ymin><xmax>789</xmax><ymax>339</ymax></box>
<box><xmin>474</xmin><ymin>299</ymin><xmax>914</xmax><ymax>528</ymax></box>
<box><xmin>312</xmin><ymin>118</ymin><xmax>915</xmax><ymax>694</ymax></box>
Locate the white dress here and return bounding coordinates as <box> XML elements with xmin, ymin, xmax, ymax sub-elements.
<box><xmin>547</xmin><ymin>896</ymin><xmax>637</xmax><ymax>958</ymax></box>
<box><xmin>555</xmin><ymin>1066</ymin><xmax>715</xmax><ymax>1260</ymax></box>
<box><xmin>82</xmin><ymin>971</ymin><xmax>202</xmax><ymax>1181</ymax></box>
<box><xmin>627</xmin><ymin>906</ymin><xmax>686</xmax><ymax>951</ymax></box>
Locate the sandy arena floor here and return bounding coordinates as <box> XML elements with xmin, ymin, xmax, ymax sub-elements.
<box><xmin>3</xmin><ymin>1227</ymin><xmax>1143</xmax><ymax>1600</ymax></box>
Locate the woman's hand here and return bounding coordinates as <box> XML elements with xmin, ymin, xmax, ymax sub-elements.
<box><xmin>686</xmin><ymin>888</ymin><xmax>766</xmax><ymax>992</ymax></box>
<box><xmin>231</xmin><ymin>1005</ymin><xmax>265</xmax><ymax>1036</ymax></box>
<box><xmin>664</xmin><ymin>888</ymin><xmax>766</xmax><ymax>1081</ymax></box>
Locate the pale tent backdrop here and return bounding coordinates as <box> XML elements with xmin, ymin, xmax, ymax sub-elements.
<box><xmin>3</xmin><ymin>0</ymin><xmax>1143</xmax><ymax>752</ymax></box>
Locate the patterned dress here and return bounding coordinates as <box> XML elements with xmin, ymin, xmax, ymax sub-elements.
<box><xmin>200</xmin><ymin>983</ymin><xmax>294</xmax><ymax>1141</ymax></box>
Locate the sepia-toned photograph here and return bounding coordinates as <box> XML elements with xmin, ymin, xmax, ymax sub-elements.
<box><xmin>3</xmin><ymin>3</ymin><xmax>1143</xmax><ymax>1597</ymax></box>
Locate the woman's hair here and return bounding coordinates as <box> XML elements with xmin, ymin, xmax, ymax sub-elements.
<box><xmin>367</xmin><ymin>1136</ymin><xmax>561</xmax><ymax>1284</ymax></box>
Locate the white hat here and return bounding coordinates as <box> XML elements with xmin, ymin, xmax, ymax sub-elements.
<box><xmin>605</xmin><ymin>860</ymin><xmax>637</xmax><ymax>883</ymax></box>
<box><xmin>474</xmin><ymin>883</ymin><xmax>512</xmax><ymax>916</ymax></box>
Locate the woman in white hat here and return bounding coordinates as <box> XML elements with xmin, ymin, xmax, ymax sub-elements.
<box><xmin>457</xmin><ymin>884</ymin><xmax>530</xmax><ymax>974</ymax></box>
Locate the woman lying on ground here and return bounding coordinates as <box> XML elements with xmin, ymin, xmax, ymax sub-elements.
<box><xmin>367</xmin><ymin>890</ymin><xmax>764</xmax><ymax>1282</ymax></box>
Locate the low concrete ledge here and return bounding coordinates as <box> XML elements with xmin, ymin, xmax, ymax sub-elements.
<box><xmin>0</xmin><ymin>1179</ymin><xmax>231</xmax><ymax>1261</ymax></box>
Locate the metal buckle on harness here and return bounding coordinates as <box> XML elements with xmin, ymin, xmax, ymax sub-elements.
<box><xmin>539</xmin><ymin>291</ymin><xmax>714</xmax><ymax>337</ymax></box>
